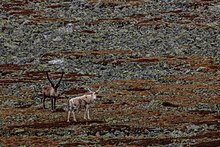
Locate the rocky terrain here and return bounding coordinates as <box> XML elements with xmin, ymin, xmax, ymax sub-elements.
<box><xmin>0</xmin><ymin>0</ymin><xmax>220</xmax><ymax>146</ymax></box>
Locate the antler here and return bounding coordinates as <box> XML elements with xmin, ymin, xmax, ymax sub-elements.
<box><xmin>46</xmin><ymin>71</ymin><xmax>55</xmax><ymax>87</ymax></box>
<box><xmin>87</xmin><ymin>86</ymin><xmax>101</xmax><ymax>93</ymax></box>
<box><xmin>96</xmin><ymin>86</ymin><xmax>101</xmax><ymax>93</ymax></box>
<box><xmin>87</xmin><ymin>87</ymin><xmax>93</xmax><ymax>93</ymax></box>
<box><xmin>55</xmin><ymin>72</ymin><xmax>64</xmax><ymax>88</ymax></box>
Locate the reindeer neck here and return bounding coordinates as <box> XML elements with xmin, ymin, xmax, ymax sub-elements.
<box><xmin>82</xmin><ymin>94</ymin><xmax>95</xmax><ymax>104</ymax></box>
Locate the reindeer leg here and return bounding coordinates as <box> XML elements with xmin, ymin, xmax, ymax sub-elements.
<box><xmin>43</xmin><ymin>94</ymin><xmax>46</xmax><ymax>109</ymax></box>
<box><xmin>67</xmin><ymin>110</ymin><xmax>71</xmax><ymax>122</ymax></box>
<box><xmin>67</xmin><ymin>102</ymin><xmax>71</xmax><ymax>122</ymax></box>
<box><xmin>72</xmin><ymin>111</ymin><xmax>77</xmax><ymax>122</ymax></box>
<box><xmin>54</xmin><ymin>97</ymin><xmax>56</xmax><ymax>110</ymax></box>
<box><xmin>87</xmin><ymin>109</ymin><xmax>90</xmax><ymax>120</ymax></box>
<box><xmin>84</xmin><ymin>109</ymin><xmax>87</xmax><ymax>120</ymax></box>
<box><xmin>87</xmin><ymin>105</ymin><xmax>91</xmax><ymax>120</ymax></box>
<box><xmin>85</xmin><ymin>105</ymin><xmax>90</xmax><ymax>120</ymax></box>
<box><xmin>51</xmin><ymin>98</ymin><xmax>54</xmax><ymax>111</ymax></box>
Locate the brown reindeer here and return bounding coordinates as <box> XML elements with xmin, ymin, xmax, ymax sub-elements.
<box><xmin>42</xmin><ymin>71</ymin><xmax>64</xmax><ymax>111</ymax></box>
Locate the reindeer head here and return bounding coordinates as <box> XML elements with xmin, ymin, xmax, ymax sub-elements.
<box><xmin>87</xmin><ymin>86</ymin><xmax>101</xmax><ymax>100</ymax></box>
<box><xmin>46</xmin><ymin>71</ymin><xmax>64</xmax><ymax>93</ymax></box>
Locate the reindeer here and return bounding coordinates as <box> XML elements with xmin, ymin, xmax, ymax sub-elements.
<box><xmin>42</xmin><ymin>71</ymin><xmax>64</xmax><ymax>111</ymax></box>
<box><xmin>67</xmin><ymin>86</ymin><xmax>101</xmax><ymax>122</ymax></box>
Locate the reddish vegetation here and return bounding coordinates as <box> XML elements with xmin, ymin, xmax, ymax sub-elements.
<box><xmin>85</xmin><ymin>17</ymin><xmax>128</xmax><ymax>26</ymax></box>
<box><xmin>2</xmin><ymin>7</ymin><xmax>23</xmax><ymax>11</ymax></box>
<box><xmin>162</xmin><ymin>102</ymin><xmax>180</xmax><ymax>107</ymax></box>
<box><xmin>138</xmin><ymin>17</ymin><xmax>163</xmax><ymax>24</ymax></box>
<box><xmin>42</xmin><ymin>49</ymin><xmax>134</xmax><ymax>58</ymax></box>
<box><xmin>192</xmin><ymin>140</ymin><xmax>220</xmax><ymax>147</ymax></box>
<box><xmin>46</xmin><ymin>4</ymin><xmax>64</xmax><ymax>9</ymax></box>
<box><xmin>98</xmin><ymin>57</ymin><xmax>160</xmax><ymax>64</ymax></box>
<box><xmin>128</xmin><ymin>13</ymin><xmax>146</xmax><ymax>19</ymax></box>
<box><xmin>31</xmin><ymin>17</ymin><xmax>79</xmax><ymax>23</ymax></box>
<box><xmin>2</xmin><ymin>3</ymin><xmax>26</xmax><ymax>8</ymax></box>
<box><xmin>64</xmin><ymin>88</ymin><xmax>88</xmax><ymax>95</ymax></box>
<box><xmin>180</xmin><ymin>14</ymin><xmax>200</xmax><ymax>19</ymax></box>
<box><xmin>0</xmin><ymin>136</ymin><xmax>57</xmax><ymax>146</ymax></box>
<box><xmin>0</xmin><ymin>64</ymin><xmax>28</xmax><ymax>70</ymax></box>
<box><xmin>161</xmin><ymin>10</ymin><xmax>190</xmax><ymax>14</ymax></box>
<box><xmin>1</xmin><ymin>0</ymin><xmax>216</xmax><ymax>30</ymax></box>
<box><xmin>9</xmin><ymin>9</ymin><xmax>38</xmax><ymax>16</ymax></box>
<box><xmin>81</xmin><ymin>30</ymin><xmax>96</xmax><ymax>34</ymax></box>
<box><xmin>8</xmin><ymin>120</ymin><xmax>73</xmax><ymax>129</ymax></box>
<box><xmin>187</xmin><ymin>1</ymin><xmax>213</xmax><ymax>8</ymax></box>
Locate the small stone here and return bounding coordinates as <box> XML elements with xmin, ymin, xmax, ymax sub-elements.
<box><xmin>53</xmin><ymin>36</ymin><xmax>62</xmax><ymax>42</ymax></box>
<box><xmin>15</xmin><ymin>129</ymin><xmax>25</xmax><ymax>134</ymax></box>
<box><xmin>95</xmin><ymin>132</ymin><xmax>100</xmax><ymax>136</ymax></box>
<box><xmin>103</xmin><ymin>132</ymin><xmax>112</xmax><ymax>139</ymax></box>
<box><xmin>48</xmin><ymin>59</ymin><xmax>64</xmax><ymax>65</ymax></box>
<box><xmin>196</xmin><ymin>67</ymin><xmax>206</xmax><ymax>72</ymax></box>
<box><xmin>216</xmin><ymin>35</ymin><xmax>220</xmax><ymax>41</ymax></box>
<box><xmin>185</xmin><ymin>69</ymin><xmax>191</xmax><ymax>74</ymax></box>
<box><xmin>75</xmin><ymin>17</ymin><xmax>82</xmax><ymax>21</ymax></box>
<box><xmin>210</xmin><ymin>5</ymin><xmax>220</xmax><ymax>12</ymax></box>
<box><xmin>66</xmin><ymin>23</ymin><xmax>73</xmax><ymax>33</ymax></box>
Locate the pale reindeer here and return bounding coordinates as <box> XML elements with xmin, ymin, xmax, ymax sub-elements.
<box><xmin>42</xmin><ymin>71</ymin><xmax>64</xmax><ymax>111</ymax></box>
<box><xmin>67</xmin><ymin>86</ymin><xmax>101</xmax><ymax>122</ymax></box>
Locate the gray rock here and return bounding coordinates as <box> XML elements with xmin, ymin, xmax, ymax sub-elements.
<box><xmin>14</xmin><ymin>129</ymin><xmax>25</xmax><ymax>134</ymax></box>
<box><xmin>170</xmin><ymin>130</ymin><xmax>186</xmax><ymax>137</ymax></box>
<box><xmin>48</xmin><ymin>59</ymin><xmax>64</xmax><ymax>65</ymax></box>
<box><xmin>53</xmin><ymin>36</ymin><xmax>62</xmax><ymax>42</ymax></box>
<box><xmin>210</xmin><ymin>5</ymin><xmax>220</xmax><ymax>12</ymax></box>
<box><xmin>196</xmin><ymin>67</ymin><xmax>207</xmax><ymax>72</ymax></box>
